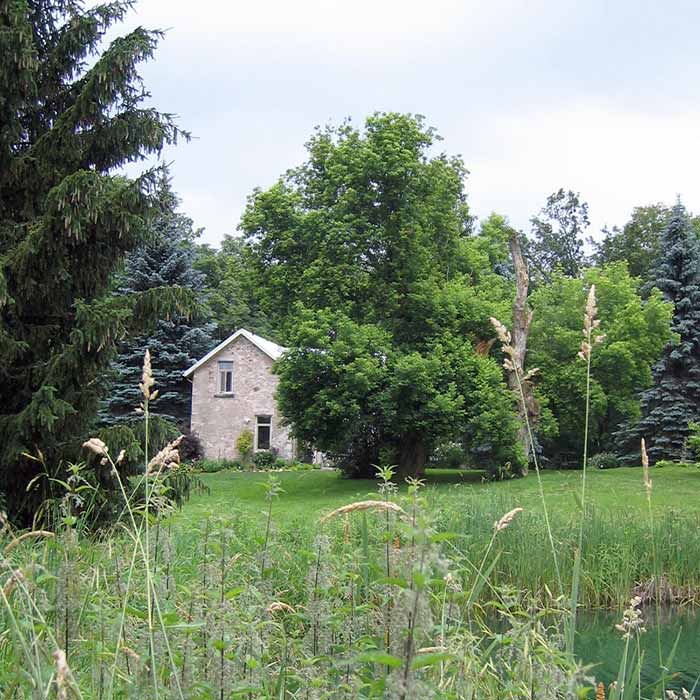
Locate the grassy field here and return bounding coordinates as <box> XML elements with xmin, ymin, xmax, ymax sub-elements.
<box><xmin>187</xmin><ymin>464</ymin><xmax>700</xmax><ymax>523</ymax></box>
<box><xmin>3</xmin><ymin>464</ymin><xmax>699</xmax><ymax>697</ymax></box>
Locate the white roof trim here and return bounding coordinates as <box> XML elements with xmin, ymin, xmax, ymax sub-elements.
<box><xmin>183</xmin><ymin>329</ymin><xmax>287</xmax><ymax>377</ymax></box>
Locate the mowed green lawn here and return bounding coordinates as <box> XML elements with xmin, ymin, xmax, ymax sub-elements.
<box><xmin>182</xmin><ymin>464</ymin><xmax>700</xmax><ymax>525</ymax></box>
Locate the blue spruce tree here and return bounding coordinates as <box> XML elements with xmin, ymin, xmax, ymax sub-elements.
<box><xmin>101</xmin><ymin>182</ymin><xmax>215</xmax><ymax>427</ymax></box>
<box><xmin>627</xmin><ymin>202</ymin><xmax>700</xmax><ymax>462</ymax></box>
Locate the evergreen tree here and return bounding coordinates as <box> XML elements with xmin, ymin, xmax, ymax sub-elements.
<box><xmin>0</xmin><ymin>1</ymin><xmax>191</xmax><ymax>520</ymax></box>
<box><xmin>623</xmin><ymin>203</ymin><xmax>700</xmax><ymax>462</ymax></box>
<box><xmin>101</xmin><ymin>182</ymin><xmax>216</xmax><ymax>427</ymax></box>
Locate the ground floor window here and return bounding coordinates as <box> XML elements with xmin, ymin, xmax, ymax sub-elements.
<box><xmin>256</xmin><ymin>415</ymin><xmax>272</xmax><ymax>450</ymax></box>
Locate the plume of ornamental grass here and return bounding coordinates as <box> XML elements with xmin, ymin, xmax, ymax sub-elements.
<box><xmin>138</xmin><ymin>348</ymin><xmax>157</xmax><ymax>404</ymax></box>
<box><xmin>147</xmin><ymin>436</ymin><xmax>184</xmax><ymax>475</ymax></box>
<box><xmin>489</xmin><ymin>316</ymin><xmax>560</xmax><ymax>593</ymax></box>
<box><xmin>494</xmin><ymin>507</ymin><xmax>523</xmax><ymax>533</ymax></box>
<box><xmin>319</xmin><ymin>500</ymin><xmax>406</xmax><ymax>523</ymax></box>
<box><xmin>577</xmin><ymin>284</ymin><xmax>606</xmax><ymax>363</ymax></box>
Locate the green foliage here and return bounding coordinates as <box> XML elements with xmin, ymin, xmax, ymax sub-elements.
<box><xmin>688</xmin><ymin>421</ymin><xmax>700</xmax><ymax>461</ymax></box>
<box><xmin>593</xmin><ymin>203</ymin><xmax>700</xmax><ymax>286</ymax></box>
<box><xmin>529</xmin><ymin>262</ymin><xmax>673</xmax><ymax>458</ymax></box>
<box><xmin>100</xmin><ymin>178</ymin><xmax>216</xmax><ymax>427</ymax></box>
<box><xmin>196</xmin><ymin>458</ymin><xmax>241</xmax><ymax>473</ymax></box>
<box><xmin>0</xmin><ymin>0</ymin><xmax>190</xmax><ymax>521</ymax></box>
<box><xmin>430</xmin><ymin>440</ymin><xmax>467</xmax><ymax>469</ymax></box>
<box><xmin>525</xmin><ymin>188</ymin><xmax>590</xmax><ymax>281</ymax></box>
<box><xmin>193</xmin><ymin>235</ymin><xmax>272</xmax><ymax>341</ymax></box>
<box><xmin>589</xmin><ymin>451</ymin><xmax>621</xmax><ymax>470</ymax></box>
<box><xmin>235</xmin><ymin>429</ymin><xmax>254</xmax><ymax>460</ymax></box>
<box><xmin>245</xmin><ymin>114</ymin><xmax>523</xmax><ymax>478</ymax></box>
<box><xmin>621</xmin><ymin>203</ymin><xmax>700</xmax><ymax>462</ymax></box>
<box><xmin>252</xmin><ymin>450</ymin><xmax>278</xmax><ymax>469</ymax></box>
<box><xmin>95</xmin><ymin>415</ymin><xmax>180</xmax><ymax>475</ymax></box>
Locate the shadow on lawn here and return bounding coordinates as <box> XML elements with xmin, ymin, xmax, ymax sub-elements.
<box><xmin>423</xmin><ymin>468</ymin><xmax>486</xmax><ymax>484</ymax></box>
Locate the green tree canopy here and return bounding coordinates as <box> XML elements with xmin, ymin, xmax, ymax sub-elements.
<box><xmin>193</xmin><ymin>235</ymin><xmax>272</xmax><ymax>341</ymax></box>
<box><xmin>244</xmin><ymin>114</ymin><xmax>523</xmax><ymax>478</ymax></box>
<box><xmin>0</xmin><ymin>0</ymin><xmax>190</xmax><ymax>520</ymax></box>
<box><xmin>529</xmin><ymin>263</ymin><xmax>673</xmax><ymax>460</ymax></box>
<box><xmin>592</xmin><ymin>203</ymin><xmax>700</xmax><ymax>286</ymax></box>
<box><xmin>525</xmin><ymin>189</ymin><xmax>590</xmax><ymax>282</ymax></box>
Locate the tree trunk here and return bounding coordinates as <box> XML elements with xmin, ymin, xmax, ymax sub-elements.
<box><xmin>508</xmin><ymin>233</ymin><xmax>539</xmax><ymax>473</ymax></box>
<box><xmin>397</xmin><ymin>434</ymin><xmax>428</xmax><ymax>480</ymax></box>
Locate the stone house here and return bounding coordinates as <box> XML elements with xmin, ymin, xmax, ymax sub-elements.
<box><xmin>184</xmin><ymin>328</ymin><xmax>295</xmax><ymax>460</ymax></box>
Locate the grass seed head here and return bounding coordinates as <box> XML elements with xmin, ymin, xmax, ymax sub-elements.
<box><xmin>139</xmin><ymin>348</ymin><xmax>156</xmax><ymax>401</ymax></box>
<box><xmin>641</xmin><ymin>438</ymin><xmax>652</xmax><ymax>495</ymax></box>
<box><xmin>82</xmin><ymin>437</ymin><xmax>108</xmax><ymax>457</ymax></box>
<box><xmin>494</xmin><ymin>507</ymin><xmax>524</xmax><ymax>532</ymax></box>
<box><xmin>320</xmin><ymin>500</ymin><xmax>406</xmax><ymax>523</ymax></box>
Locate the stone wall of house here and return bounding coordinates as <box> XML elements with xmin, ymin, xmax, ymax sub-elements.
<box><xmin>189</xmin><ymin>336</ymin><xmax>294</xmax><ymax>460</ymax></box>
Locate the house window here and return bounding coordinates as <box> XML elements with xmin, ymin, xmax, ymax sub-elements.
<box><xmin>256</xmin><ymin>415</ymin><xmax>272</xmax><ymax>451</ymax></box>
<box><xmin>218</xmin><ymin>361</ymin><xmax>233</xmax><ymax>394</ymax></box>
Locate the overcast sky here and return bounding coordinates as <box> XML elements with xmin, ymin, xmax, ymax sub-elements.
<box><xmin>115</xmin><ymin>0</ymin><xmax>700</xmax><ymax>247</ymax></box>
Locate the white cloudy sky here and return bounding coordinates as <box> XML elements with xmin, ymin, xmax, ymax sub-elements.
<box><xmin>114</xmin><ymin>0</ymin><xmax>700</xmax><ymax>246</ymax></box>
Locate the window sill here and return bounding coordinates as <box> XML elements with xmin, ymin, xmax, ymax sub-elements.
<box><xmin>214</xmin><ymin>393</ymin><xmax>236</xmax><ymax>398</ymax></box>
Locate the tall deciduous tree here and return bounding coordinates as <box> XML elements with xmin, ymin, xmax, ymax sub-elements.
<box><xmin>101</xmin><ymin>181</ymin><xmax>215</xmax><ymax>427</ymax></box>
<box><xmin>245</xmin><ymin>114</ymin><xmax>524</xmax><ymax>478</ymax></box>
<box><xmin>526</xmin><ymin>189</ymin><xmax>590</xmax><ymax>281</ymax></box>
<box><xmin>530</xmin><ymin>264</ymin><xmax>673</xmax><ymax>459</ymax></box>
<box><xmin>194</xmin><ymin>235</ymin><xmax>272</xmax><ymax>341</ymax></box>
<box><xmin>0</xmin><ymin>1</ymin><xmax>190</xmax><ymax>519</ymax></box>
<box><xmin>621</xmin><ymin>203</ymin><xmax>700</xmax><ymax>462</ymax></box>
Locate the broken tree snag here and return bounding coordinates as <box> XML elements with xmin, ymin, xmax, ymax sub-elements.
<box><xmin>508</xmin><ymin>232</ymin><xmax>539</xmax><ymax>471</ymax></box>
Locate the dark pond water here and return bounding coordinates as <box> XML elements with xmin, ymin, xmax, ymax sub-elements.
<box><xmin>576</xmin><ymin>608</ymin><xmax>700</xmax><ymax>690</ymax></box>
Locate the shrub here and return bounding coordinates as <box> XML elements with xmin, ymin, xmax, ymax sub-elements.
<box><xmin>589</xmin><ymin>452</ymin><xmax>620</xmax><ymax>470</ymax></box>
<box><xmin>235</xmin><ymin>429</ymin><xmax>254</xmax><ymax>461</ymax></box>
<box><xmin>431</xmin><ymin>441</ymin><xmax>466</xmax><ymax>469</ymax></box>
<box><xmin>198</xmin><ymin>458</ymin><xmax>236</xmax><ymax>473</ymax></box>
<box><xmin>179</xmin><ymin>429</ymin><xmax>203</xmax><ymax>462</ymax></box>
<box><xmin>252</xmin><ymin>451</ymin><xmax>277</xmax><ymax>469</ymax></box>
<box><xmin>655</xmin><ymin>459</ymin><xmax>697</xmax><ymax>469</ymax></box>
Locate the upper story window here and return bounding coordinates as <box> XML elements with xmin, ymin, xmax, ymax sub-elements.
<box><xmin>218</xmin><ymin>361</ymin><xmax>233</xmax><ymax>394</ymax></box>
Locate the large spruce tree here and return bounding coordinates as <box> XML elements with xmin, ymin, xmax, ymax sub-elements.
<box><xmin>101</xmin><ymin>181</ymin><xmax>215</xmax><ymax>427</ymax></box>
<box><xmin>0</xmin><ymin>1</ymin><xmax>191</xmax><ymax>519</ymax></box>
<box><xmin>625</xmin><ymin>202</ymin><xmax>700</xmax><ymax>462</ymax></box>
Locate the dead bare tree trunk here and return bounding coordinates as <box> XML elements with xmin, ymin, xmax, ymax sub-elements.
<box><xmin>508</xmin><ymin>232</ymin><xmax>539</xmax><ymax>473</ymax></box>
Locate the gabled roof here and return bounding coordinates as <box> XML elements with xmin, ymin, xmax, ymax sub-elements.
<box><xmin>183</xmin><ymin>328</ymin><xmax>287</xmax><ymax>378</ymax></box>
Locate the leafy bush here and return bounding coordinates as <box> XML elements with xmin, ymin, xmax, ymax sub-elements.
<box><xmin>431</xmin><ymin>441</ymin><xmax>466</xmax><ymax>469</ymax></box>
<box><xmin>589</xmin><ymin>452</ymin><xmax>620</xmax><ymax>470</ymax></box>
<box><xmin>197</xmin><ymin>458</ymin><xmax>238</xmax><ymax>473</ymax></box>
<box><xmin>179</xmin><ymin>429</ymin><xmax>203</xmax><ymax>462</ymax></box>
<box><xmin>235</xmin><ymin>429</ymin><xmax>254</xmax><ymax>461</ymax></box>
<box><xmin>655</xmin><ymin>459</ymin><xmax>697</xmax><ymax>469</ymax></box>
<box><xmin>252</xmin><ymin>451</ymin><xmax>277</xmax><ymax>470</ymax></box>
<box><xmin>688</xmin><ymin>421</ymin><xmax>700</xmax><ymax>461</ymax></box>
